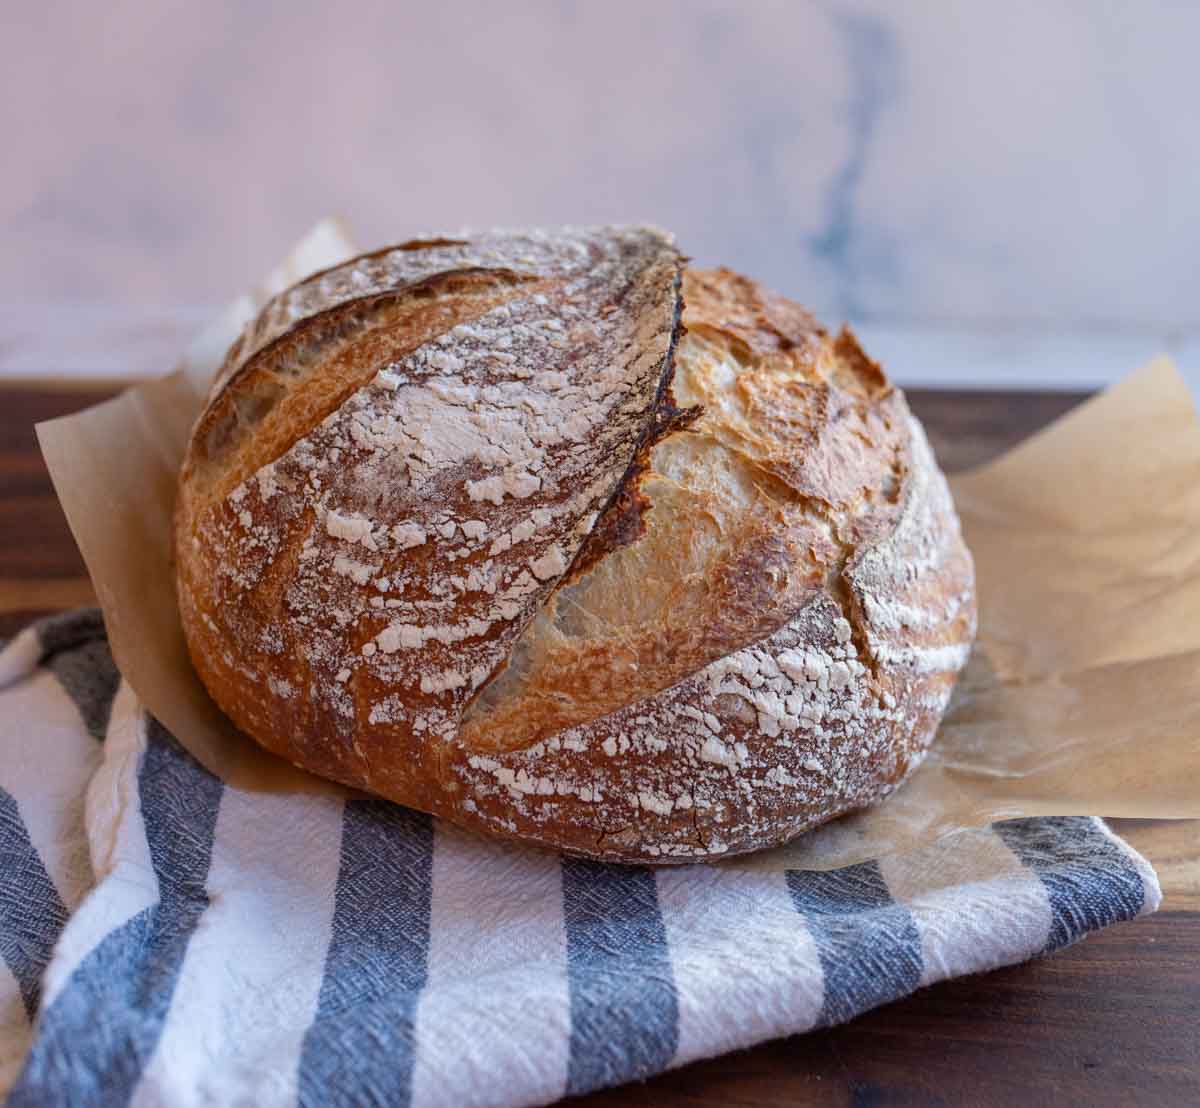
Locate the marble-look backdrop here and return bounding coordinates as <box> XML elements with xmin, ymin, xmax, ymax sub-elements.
<box><xmin>3</xmin><ymin>1</ymin><xmax>1198</xmax><ymax>381</ymax></box>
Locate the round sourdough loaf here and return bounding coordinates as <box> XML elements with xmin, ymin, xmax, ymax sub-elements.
<box><xmin>175</xmin><ymin>226</ymin><xmax>976</xmax><ymax>862</ymax></box>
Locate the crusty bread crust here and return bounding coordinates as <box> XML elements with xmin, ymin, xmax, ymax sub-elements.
<box><xmin>175</xmin><ymin>227</ymin><xmax>976</xmax><ymax>862</ymax></box>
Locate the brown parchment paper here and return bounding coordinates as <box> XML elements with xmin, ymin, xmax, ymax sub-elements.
<box><xmin>37</xmin><ymin>224</ymin><xmax>1200</xmax><ymax>870</ymax></box>
<box><xmin>37</xmin><ymin>221</ymin><xmax>357</xmax><ymax>798</ymax></box>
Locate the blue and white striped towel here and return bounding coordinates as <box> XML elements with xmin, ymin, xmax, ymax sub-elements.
<box><xmin>0</xmin><ymin>611</ymin><xmax>1161</xmax><ymax>1107</ymax></box>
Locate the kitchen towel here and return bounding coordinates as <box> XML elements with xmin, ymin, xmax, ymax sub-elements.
<box><xmin>0</xmin><ymin>611</ymin><xmax>1161</xmax><ymax>1107</ymax></box>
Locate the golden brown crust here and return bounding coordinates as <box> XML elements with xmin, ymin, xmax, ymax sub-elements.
<box><xmin>681</xmin><ymin>266</ymin><xmax>826</xmax><ymax>361</ymax></box>
<box><xmin>176</xmin><ymin>233</ymin><xmax>976</xmax><ymax>862</ymax></box>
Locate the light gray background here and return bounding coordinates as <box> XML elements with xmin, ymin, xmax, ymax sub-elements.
<box><xmin>3</xmin><ymin>1</ymin><xmax>1197</xmax><ymax>385</ymax></box>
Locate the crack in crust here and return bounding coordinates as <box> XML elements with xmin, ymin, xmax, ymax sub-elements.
<box><xmin>559</xmin><ymin>268</ymin><xmax>694</xmax><ymax>585</ymax></box>
<box><xmin>461</xmin><ymin>279</ymin><xmax>918</xmax><ymax>752</ymax></box>
<box><xmin>564</xmin><ymin>391</ymin><xmax>703</xmax><ymax>587</ymax></box>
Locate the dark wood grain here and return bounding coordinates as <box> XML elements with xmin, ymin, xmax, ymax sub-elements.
<box><xmin>2</xmin><ymin>382</ymin><xmax>1195</xmax><ymax>1106</ymax></box>
<box><xmin>906</xmin><ymin>389</ymin><xmax>1085</xmax><ymax>473</ymax></box>
<box><xmin>572</xmin><ymin>914</ymin><xmax>1199</xmax><ymax>1108</ymax></box>
<box><xmin>0</xmin><ymin>386</ymin><xmax>120</xmax><ymax>583</ymax></box>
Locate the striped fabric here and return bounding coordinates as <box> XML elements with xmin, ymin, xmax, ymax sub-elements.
<box><xmin>0</xmin><ymin>613</ymin><xmax>1161</xmax><ymax>1108</ymax></box>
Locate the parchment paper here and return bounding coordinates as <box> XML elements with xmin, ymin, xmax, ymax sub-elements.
<box><xmin>37</xmin><ymin>220</ymin><xmax>356</xmax><ymax>798</ymax></box>
<box><xmin>37</xmin><ymin>224</ymin><xmax>1200</xmax><ymax>869</ymax></box>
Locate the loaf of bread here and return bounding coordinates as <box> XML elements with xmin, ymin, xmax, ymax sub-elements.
<box><xmin>175</xmin><ymin>226</ymin><xmax>976</xmax><ymax>862</ymax></box>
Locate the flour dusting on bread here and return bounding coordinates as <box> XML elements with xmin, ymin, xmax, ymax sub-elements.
<box><xmin>175</xmin><ymin>225</ymin><xmax>976</xmax><ymax>862</ymax></box>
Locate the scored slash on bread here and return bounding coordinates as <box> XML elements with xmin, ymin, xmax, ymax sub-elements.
<box><xmin>175</xmin><ymin>226</ymin><xmax>976</xmax><ymax>862</ymax></box>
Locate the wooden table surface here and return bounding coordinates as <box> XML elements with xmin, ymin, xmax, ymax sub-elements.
<box><xmin>2</xmin><ymin>383</ymin><xmax>1197</xmax><ymax>1106</ymax></box>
